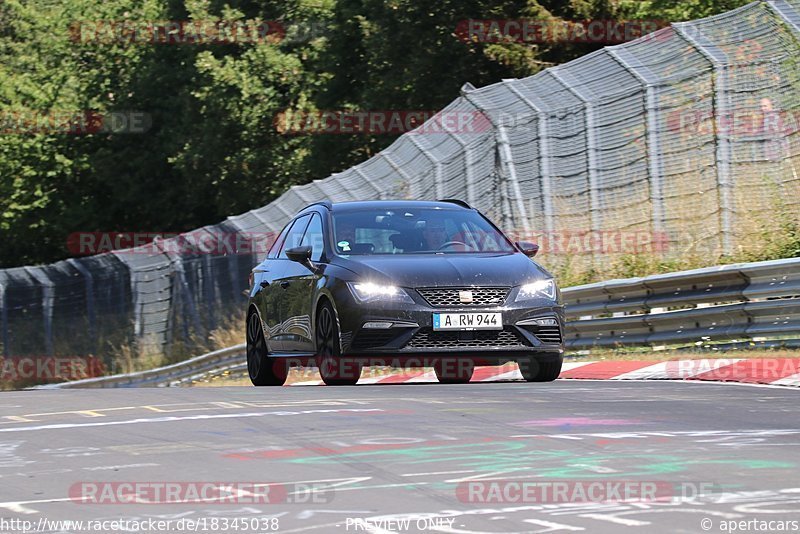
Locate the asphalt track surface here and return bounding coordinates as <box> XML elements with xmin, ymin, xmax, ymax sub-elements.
<box><xmin>1</xmin><ymin>380</ymin><xmax>799</xmax><ymax>534</ymax></box>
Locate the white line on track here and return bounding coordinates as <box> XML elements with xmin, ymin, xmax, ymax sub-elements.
<box><xmin>400</xmin><ymin>470</ymin><xmax>475</xmax><ymax>477</ymax></box>
<box><xmin>0</xmin><ymin>408</ymin><xmax>383</xmax><ymax>433</ymax></box>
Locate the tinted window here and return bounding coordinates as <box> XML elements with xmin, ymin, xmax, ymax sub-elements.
<box><xmin>332</xmin><ymin>208</ymin><xmax>515</xmax><ymax>255</ymax></box>
<box><xmin>278</xmin><ymin>215</ymin><xmax>311</xmax><ymax>259</ymax></box>
<box><xmin>299</xmin><ymin>213</ymin><xmax>324</xmax><ymax>261</ymax></box>
<box><xmin>267</xmin><ymin>220</ymin><xmax>295</xmax><ymax>259</ymax></box>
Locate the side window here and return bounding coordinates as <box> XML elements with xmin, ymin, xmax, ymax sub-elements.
<box><xmin>300</xmin><ymin>214</ymin><xmax>325</xmax><ymax>261</ymax></box>
<box><xmin>267</xmin><ymin>220</ymin><xmax>295</xmax><ymax>259</ymax></box>
<box><xmin>278</xmin><ymin>215</ymin><xmax>311</xmax><ymax>259</ymax></box>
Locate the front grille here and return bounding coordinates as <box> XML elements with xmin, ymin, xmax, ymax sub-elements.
<box><xmin>417</xmin><ymin>287</ymin><xmax>509</xmax><ymax>307</ymax></box>
<box><xmin>407</xmin><ymin>328</ymin><xmax>527</xmax><ymax>349</ymax></box>
<box><xmin>351</xmin><ymin>329</ymin><xmax>402</xmax><ymax>350</ymax></box>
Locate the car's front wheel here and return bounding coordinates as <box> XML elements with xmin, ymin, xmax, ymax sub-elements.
<box><xmin>517</xmin><ymin>356</ymin><xmax>562</xmax><ymax>382</ymax></box>
<box><xmin>315</xmin><ymin>302</ymin><xmax>362</xmax><ymax>386</ymax></box>
<box><xmin>246</xmin><ymin>310</ymin><xmax>287</xmax><ymax>386</ymax></box>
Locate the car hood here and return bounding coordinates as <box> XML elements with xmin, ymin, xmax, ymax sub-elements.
<box><xmin>331</xmin><ymin>252</ymin><xmax>552</xmax><ymax>288</ymax></box>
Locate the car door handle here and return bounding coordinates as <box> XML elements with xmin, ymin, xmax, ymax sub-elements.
<box><xmin>280</xmin><ymin>281</ymin><xmax>290</xmax><ymax>289</ymax></box>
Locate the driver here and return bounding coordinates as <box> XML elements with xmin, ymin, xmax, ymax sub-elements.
<box><xmin>422</xmin><ymin>220</ymin><xmax>449</xmax><ymax>250</ymax></box>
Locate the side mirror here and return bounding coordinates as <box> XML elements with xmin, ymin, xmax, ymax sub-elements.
<box><xmin>516</xmin><ymin>241</ymin><xmax>539</xmax><ymax>258</ymax></box>
<box><xmin>285</xmin><ymin>245</ymin><xmax>312</xmax><ymax>263</ymax></box>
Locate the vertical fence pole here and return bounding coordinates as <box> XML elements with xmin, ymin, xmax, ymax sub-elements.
<box><xmin>381</xmin><ymin>152</ymin><xmax>416</xmax><ymax>199</ymax></box>
<box><xmin>607</xmin><ymin>48</ymin><xmax>667</xmax><ymax>239</ymax></box>
<box><xmin>766</xmin><ymin>0</ymin><xmax>800</xmax><ymax>34</ymax></box>
<box><xmin>674</xmin><ymin>23</ymin><xmax>734</xmax><ymax>255</ymax></box>
<box><xmin>67</xmin><ymin>259</ymin><xmax>96</xmax><ymax>354</ymax></box>
<box><xmin>0</xmin><ymin>280</ymin><xmax>7</xmax><ymax>357</ymax></box>
<box><xmin>504</xmin><ymin>80</ymin><xmax>555</xmax><ymax>235</ymax></box>
<box><xmin>25</xmin><ymin>268</ymin><xmax>54</xmax><ymax>356</ymax></box>
<box><xmin>496</xmin><ymin>124</ymin><xmax>532</xmax><ymax>235</ymax></box>
<box><xmin>550</xmin><ymin>69</ymin><xmax>602</xmax><ymax>235</ymax></box>
<box><xmin>407</xmin><ymin>136</ymin><xmax>444</xmax><ymax>199</ymax></box>
<box><xmin>462</xmin><ymin>90</ymin><xmax>531</xmax><ymax>235</ymax></box>
<box><xmin>354</xmin><ymin>168</ymin><xmax>386</xmax><ymax>198</ymax></box>
<box><xmin>441</xmin><ymin>131</ymin><xmax>476</xmax><ymax>206</ymax></box>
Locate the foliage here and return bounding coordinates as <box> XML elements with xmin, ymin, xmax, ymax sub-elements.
<box><xmin>0</xmin><ymin>0</ymin><xmax>757</xmax><ymax>267</ymax></box>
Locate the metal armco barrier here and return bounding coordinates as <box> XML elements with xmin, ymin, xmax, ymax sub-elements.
<box><xmin>563</xmin><ymin>257</ymin><xmax>800</xmax><ymax>348</ymax></box>
<box><xmin>34</xmin><ymin>344</ymin><xmax>245</xmax><ymax>389</ymax></box>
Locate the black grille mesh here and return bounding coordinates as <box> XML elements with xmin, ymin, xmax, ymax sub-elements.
<box><xmin>417</xmin><ymin>287</ymin><xmax>509</xmax><ymax>307</ymax></box>
<box><xmin>407</xmin><ymin>328</ymin><xmax>527</xmax><ymax>349</ymax></box>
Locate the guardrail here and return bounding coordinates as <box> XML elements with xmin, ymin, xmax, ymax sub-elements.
<box><xmin>35</xmin><ymin>344</ymin><xmax>245</xmax><ymax>389</ymax></box>
<box><xmin>36</xmin><ymin>256</ymin><xmax>800</xmax><ymax>388</ymax></box>
<box><xmin>562</xmin><ymin>257</ymin><xmax>800</xmax><ymax>348</ymax></box>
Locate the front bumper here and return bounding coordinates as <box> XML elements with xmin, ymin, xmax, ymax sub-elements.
<box><xmin>334</xmin><ymin>285</ymin><xmax>565</xmax><ymax>361</ymax></box>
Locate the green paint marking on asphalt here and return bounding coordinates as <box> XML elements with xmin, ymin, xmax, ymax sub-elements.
<box><xmin>283</xmin><ymin>440</ymin><xmax>795</xmax><ymax>480</ymax></box>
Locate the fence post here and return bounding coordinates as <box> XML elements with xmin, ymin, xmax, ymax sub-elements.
<box><xmin>0</xmin><ymin>279</ymin><xmax>7</xmax><ymax>357</ymax></box>
<box><xmin>462</xmin><ymin>90</ymin><xmax>531</xmax><ymax>235</ymax></box>
<box><xmin>407</xmin><ymin>136</ymin><xmax>444</xmax><ymax>199</ymax></box>
<box><xmin>441</xmin><ymin>129</ymin><xmax>476</xmax><ymax>206</ymax></box>
<box><xmin>381</xmin><ymin>151</ymin><xmax>416</xmax><ymax>199</ymax></box>
<box><xmin>173</xmin><ymin>254</ymin><xmax>202</xmax><ymax>344</ymax></box>
<box><xmin>607</xmin><ymin>47</ymin><xmax>667</xmax><ymax>239</ymax></box>
<box><xmin>549</xmin><ymin>68</ymin><xmax>602</xmax><ymax>235</ymax></box>
<box><xmin>766</xmin><ymin>0</ymin><xmax>800</xmax><ymax>34</ymax></box>
<box><xmin>24</xmin><ymin>268</ymin><xmax>54</xmax><ymax>356</ymax></box>
<box><xmin>495</xmin><ymin>124</ymin><xmax>532</xmax><ymax>235</ymax></box>
<box><xmin>67</xmin><ymin>259</ymin><xmax>96</xmax><ymax>354</ymax></box>
<box><xmin>354</xmin><ymin>168</ymin><xmax>386</xmax><ymax>198</ymax></box>
<box><xmin>673</xmin><ymin>22</ymin><xmax>734</xmax><ymax>256</ymax></box>
<box><xmin>504</xmin><ymin>80</ymin><xmax>555</xmax><ymax>235</ymax></box>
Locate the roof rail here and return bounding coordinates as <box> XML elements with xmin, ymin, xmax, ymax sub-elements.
<box><xmin>438</xmin><ymin>198</ymin><xmax>472</xmax><ymax>209</ymax></box>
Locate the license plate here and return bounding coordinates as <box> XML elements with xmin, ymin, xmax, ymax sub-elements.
<box><xmin>433</xmin><ymin>312</ymin><xmax>502</xmax><ymax>331</ymax></box>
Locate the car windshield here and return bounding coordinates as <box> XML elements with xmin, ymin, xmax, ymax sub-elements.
<box><xmin>332</xmin><ymin>208</ymin><xmax>515</xmax><ymax>255</ymax></box>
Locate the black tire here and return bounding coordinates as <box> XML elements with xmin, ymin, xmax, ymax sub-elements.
<box><xmin>518</xmin><ymin>356</ymin><xmax>562</xmax><ymax>382</ymax></box>
<box><xmin>316</xmin><ymin>302</ymin><xmax>361</xmax><ymax>386</ymax></box>
<box><xmin>433</xmin><ymin>358</ymin><xmax>474</xmax><ymax>384</ymax></box>
<box><xmin>246</xmin><ymin>310</ymin><xmax>287</xmax><ymax>386</ymax></box>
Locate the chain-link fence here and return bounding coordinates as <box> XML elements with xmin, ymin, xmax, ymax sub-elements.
<box><xmin>1</xmin><ymin>0</ymin><xmax>798</xmax><ymax>366</ymax></box>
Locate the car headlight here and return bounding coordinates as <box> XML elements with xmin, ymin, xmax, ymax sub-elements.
<box><xmin>347</xmin><ymin>282</ymin><xmax>414</xmax><ymax>304</ymax></box>
<box><xmin>515</xmin><ymin>279</ymin><xmax>557</xmax><ymax>301</ymax></box>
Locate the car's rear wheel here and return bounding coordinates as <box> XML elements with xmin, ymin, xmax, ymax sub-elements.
<box><xmin>246</xmin><ymin>311</ymin><xmax>287</xmax><ymax>386</ymax></box>
<box><xmin>433</xmin><ymin>358</ymin><xmax>474</xmax><ymax>384</ymax></box>
<box><xmin>518</xmin><ymin>356</ymin><xmax>562</xmax><ymax>382</ymax></box>
<box><xmin>316</xmin><ymin>302</ymin><xmax>361</xmax><ymax>386</ymax></box>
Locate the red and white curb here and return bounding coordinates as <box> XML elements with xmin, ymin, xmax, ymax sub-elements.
<box><xmin>290</xmin><ymin>358</ymin><xmax>800</xmax><ymax>387</ymax></box>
